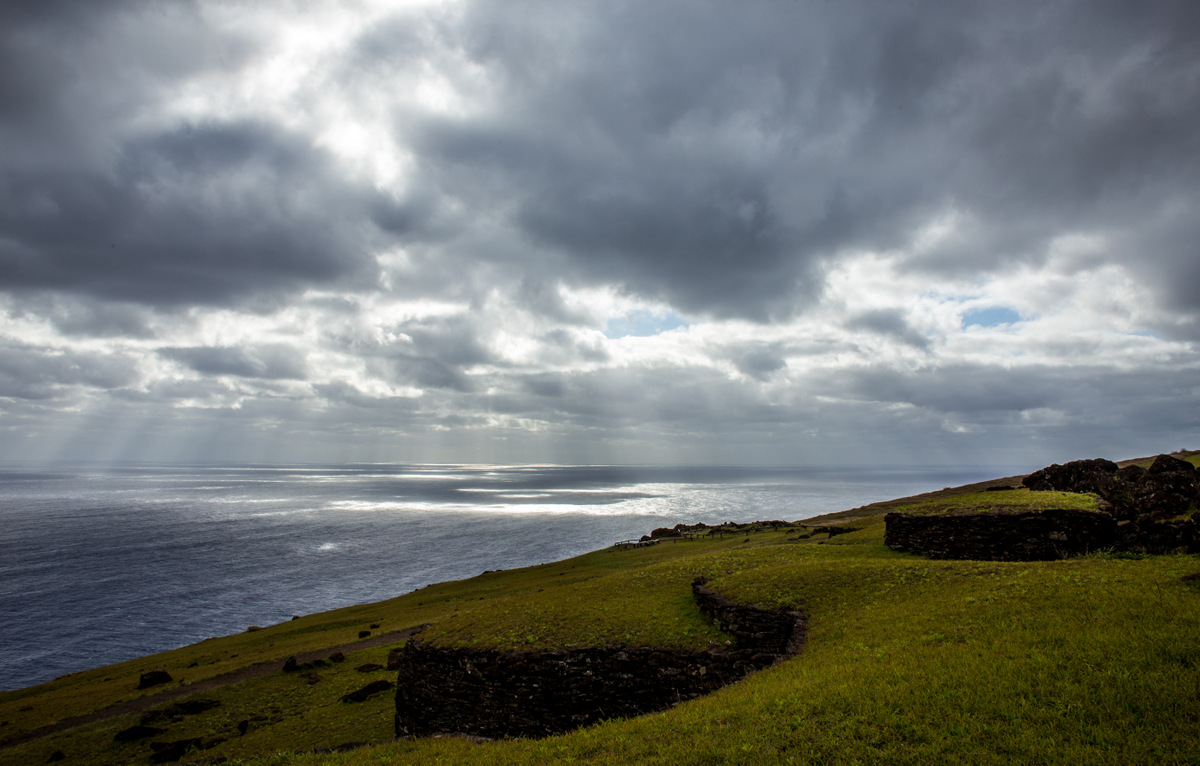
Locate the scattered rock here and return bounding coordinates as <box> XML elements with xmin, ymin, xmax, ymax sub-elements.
<box><xmin>114</xmin><ymin>724</ymin><xmax>164</xmax><ymax>742</ymax></box>
<box><xmin>340</xmin><ymin>679</ymin><xmax>394</xmax><ymax>703</ymax></box>
<box><xmin>355</xmin><ymin>663</ymin><xmax>385</xmax><ymax>673</ymax></box>
<box><xmin>387</xmin><ymin>648</ymin><xmax>404</xmax><ymax>670</ymax></box>
<box><xmin>369</xmin><ymin>623</ymin><xmax>380</xmax><ymax>629</ymax></box>
<box><xmin>237</xmin><ymin>719</ymin><xmax>249</xmax><ymax>736</ymax></box>
<box><xmin>328</xmin><ymin>652</ymin><xmax>345</xmax><ymax>663</ymax></box>
<box><xmin>358</xmin><ymin>630</ymin><xmax>372</xmax><ymax>639</ymax></box>
<box><xmin>281</xmin><ymin>656</ymin><xmax>300</xmax><ymax>673</ymax></box>
<box><xmin>137</xmin><ymin>670</ymin><xmax>173</xmax><ymax>689</ymax></box>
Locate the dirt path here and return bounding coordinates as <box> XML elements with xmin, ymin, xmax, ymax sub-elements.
<box><xmin>0</xmin><ymin>627</ymin><xmax>422</xmax><ymax>751</ymax></box>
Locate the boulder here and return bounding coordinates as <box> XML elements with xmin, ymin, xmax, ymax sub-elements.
<box><xmin>1022</xmin><ymin>458</ymin><xmax>1118</xmax><ymax>495</ymax></box>
<box><xmin>137</xmin><ymin>670</ymin><xmax>173</xmax><ymax>689</ymax></box>
<box><xmin>1148</xmin><ymin>454</ymin><xmax>1196</xmax><ymax>474</ymax></box>
<box><xmin>340</xmin><ymin>679</ymin><xmax>394</xmax><ymax>703</ymax></box>
<box><xmin>114</xmin><ymin>724</ymin><xmax>163</xmax><ymax>742</ymax></box>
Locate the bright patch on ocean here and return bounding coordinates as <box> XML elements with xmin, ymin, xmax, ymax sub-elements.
<box><xmin>0</xmin><ymin>463</ymin><xmax>1010</xmax><ymax>691</ymax></box>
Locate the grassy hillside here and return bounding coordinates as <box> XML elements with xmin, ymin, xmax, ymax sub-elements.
<box><xmin>2</xmin><ymin>456</ymin><xmax>1199</xmax><ymax>764</ymax></box>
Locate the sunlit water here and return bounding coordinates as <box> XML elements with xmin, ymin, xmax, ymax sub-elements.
<box><xmin>0</xmin><ymin>463</ymin><xmax>1015</xmax><ymax>691</ymax></box>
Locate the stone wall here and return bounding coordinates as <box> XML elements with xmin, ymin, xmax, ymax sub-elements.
<box><xmin>394</xmin><ymin>642</ymin><xmax>774</xmax><ymax>739</ymax></box>
<box><xmin>394</xmin><ymin>582</ymin><xmax>805</xmax><ymax>739</ymax></box>
<box><xmin>883</xmin><ymin>509</ymin><xmax>1117</xmax><ymax>561</ymax></box>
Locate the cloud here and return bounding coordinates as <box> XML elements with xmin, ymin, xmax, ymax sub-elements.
<box><xmin>0</xmin><ymin>122</ymin><xmax>382</xmax><ymax>307</ymax></box>
<box><xmin>158</xmin><ymin>344</ymin><xmax>308</xmax><ymax>381</ymax></box>
<box><xmin>0</xmin><ymin>0</ymin><xmax>1197</xmax><ymax>466</ymax></box>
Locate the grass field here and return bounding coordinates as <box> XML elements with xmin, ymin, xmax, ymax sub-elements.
<box><xmin>2</xmin><ymin>461</ymin><xmax>1199</xmax><ymax>765</ymax></box>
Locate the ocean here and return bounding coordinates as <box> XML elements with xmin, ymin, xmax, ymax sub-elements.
<box><xmin>0</xmin><ymin>463</ymin><xmax>1012</xmax><ymax>692</ymax></box>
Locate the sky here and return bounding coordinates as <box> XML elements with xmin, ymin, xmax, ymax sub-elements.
<box><xmin>0</xmin><ymin>0</ymin><xmax>1197</xmax><ymax>467</ymax></box>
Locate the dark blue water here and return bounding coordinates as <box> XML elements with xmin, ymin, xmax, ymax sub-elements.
<box><xmin>0</xmin><ymin>463</ymin><xmax>1011</xmax><ymax>691</ymax></box>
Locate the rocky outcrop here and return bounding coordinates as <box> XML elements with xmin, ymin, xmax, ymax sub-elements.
<box><xmin>394</xmin><ymin>582</ymin><xmax>805</xmax><ymax>740</ymax></box>
<box><xmin>1021</xmin><ymin>455</ymin><xmax>1198</xmax><ymax>521</ymax></box>
<box><xmin>1022</xmin><ymin>458</ymin><xmax>1119</xmax><ymax>495</ymax></box>
<box><xmin>884</xmin><ymin>509</ymin><xmax>1118</xmax><ymax>561</ymax></box>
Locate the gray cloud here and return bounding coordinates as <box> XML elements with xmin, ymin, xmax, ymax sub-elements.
<box><xmin>0</xmin><ymin>0</ymin><xmax>1197</xmax><ymax>466</ymax></box>
<box><xmin>159</xmin><ymin>344</ymin><xmax>308</xmax><ymax>381</ymax></box>
<box><xmin>0</xmin><ymin>122</ymin><xmax>381</xmax><ymax>307</ymax></box>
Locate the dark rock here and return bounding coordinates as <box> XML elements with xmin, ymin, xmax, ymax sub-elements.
<box><xmin>328</xmin><ymin>652</ymin><xmax>345</xmax><ymax>663</ymax></box>
<box><xmin>237</xmin><ymin>719</ymin><xmax>249</xmax><ymax>736</ymax></box>
<box><xmin>1148</xmin><ymin>454</ymin><xmax>1195</xmax><ymax>474</ymax></box>
<box><xmin>358</xmin><ymin>630</ymin><xmax>372</xmax><ymax>639</ymax></box>
<box><xmin>369</xmin><ymin>623</ymin><xmax>380</xmax><ymax>629</ymax></box>
<box><xmin>386</xmin><ymin>648</ymin><xmax>404</xmax><ymax>670</ymax></box>
<box><xmin>648</xmin><ymin>527</ymin><xmax>681</xmax><ymax>539</ymax></box>
<box><xmin>149</xmin><ymin>738</ymin><xmax>202</xmax><ymax>763</ymax></box>
<box><xmin>341</xmin><ymin>680</ymin><xmax>394</xmax><ymax>703</ymax></box>
<box><xmin>281</xmin><ymin>656</ymin><xmax>299</xmax><ymax>673</ymax></box>
<box><xmin>46</xmin><ymin>751</ymin><xmax>65</xmax><ymax>763</ymax></box>
<box><xmin>1022</xmin><ymin>458</ymin><xmax>1118</xmax><ymax>495</ymax></box>
<box><xmin>1108</xmin><ymin>470</ymin><xmax>1199</xmax><ymax>521</ymax></box>
<box><xmin>137</xmin><ymin>670</ymin><xmax>173</xmax><ymax>689</ymax></box>
<box><xmin>985</xmin><ymin>485</ymin><xmax>1017</xmax><ymax>491</ymax></box>
<box><xmin>114</xmin><ymin>724</ymin><xmax>164</xmax><ymax>742</ymax></box>
<box><xmin>355</xmin><ymin>663</ymin><xmax>385</xmax><ymax>673</ymax></box>
<box><xmin>884</xmin><ymin>510</ymin><xmax>1117</xmax><ymax>561</ymax></box>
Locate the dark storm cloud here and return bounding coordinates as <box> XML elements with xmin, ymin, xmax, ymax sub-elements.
<box><xmin>0</xmin><ymin>122</ymin><xmax>381</xmax><ymax>307</ymax></box>
<box><xmin>369</xmin><ymin>0</ymin><xmax>1200</xmax><ymax>320</ymax></box>
<box><xmin>158</xmin><ymin>344</ymin><xmax>308</xmax><ymax>381</ymax></box>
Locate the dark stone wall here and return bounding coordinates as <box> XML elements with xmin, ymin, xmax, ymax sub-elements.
<box><xmin>883</xmin><ymin>509</ymin><xmax>1118</xmax><ymax>561</ymax></box>
<box><xmin>394</xmin><ymin>582</ymin><xmax>806</xmax><ymax>739</ymax></box>
<box><xmin>394</xmin><ymin>642</ymin><xmax>774</xmax><ymax>739</ymax></box>
<box><xmin>691</xmin><ymin>578</ymin><xmax>805</xmax><ymax>655</ymax></box>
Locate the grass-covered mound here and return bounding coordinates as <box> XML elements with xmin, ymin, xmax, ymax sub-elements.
<box><xmin>2</xmin><ymin>462</ymin><xmax>1199</xmax><ymax>765</ymax></box>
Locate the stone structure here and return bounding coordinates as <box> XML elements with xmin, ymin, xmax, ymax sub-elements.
<box><xmin>885</xmin><ymin>454</ymin><xmax>1199</xmax><ymax>561</ymax></box>
<box><xmin>394</xmin><ymin>580</ymin><xmax>805</xmax><ymax>739</ymax></box>
<box><xmin>883</xmin><ymin>509</ymin><xmax>1117</xmax><ymax>561</ymax></box>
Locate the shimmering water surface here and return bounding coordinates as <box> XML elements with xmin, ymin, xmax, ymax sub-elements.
<box><xmin>0</xmin><ymin>463</ymin><xmax>1012</xmax><ymax>691</ymax></box>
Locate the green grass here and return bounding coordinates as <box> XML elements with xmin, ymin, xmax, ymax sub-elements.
<box><xmin>887</xmin><ymin>488</ymin><xmax>1101</xmax><ymax>516</ymax></box>
<box><xmin>3</xmin><ymin>481</ymin><xmax>1199</xmax><ymax>765</ymax></box>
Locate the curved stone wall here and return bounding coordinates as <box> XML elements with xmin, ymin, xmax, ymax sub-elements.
<box><xmin>394</xmin><ymin>581</ymin><xmax>805</xmax><ymax>739</ymax></box>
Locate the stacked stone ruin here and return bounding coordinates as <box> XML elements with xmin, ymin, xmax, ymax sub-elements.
<box><xmin>885</xmin><ymin>454</ymin><xmax>1199</xmax><ymax>560</ymax></box>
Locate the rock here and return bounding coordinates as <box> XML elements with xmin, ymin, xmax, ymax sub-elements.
<box><xmin>358</xmin><ymin>630</ymin><xmax>372</xmax><ymax>639</ymax></box>
<box><xmin>648</xmin><ymin>527</ymin><xmax>680</xmax><ymax>539</ymax></box>
<box><xmin>355</xmin><ymin>663</ymin><xmax>385</xmax><ymax>673</ymax></box>
<box><xmin>1022</xmin><ymin>458</ymin><xmax>1118</xmax><ymax>495</ymax></box>
<box><xmin>137</xmin><ymin>670</ymin><xmax>173</xmax><ymax>689</ymax></box>
<box><xmin>46</xmin><ymin>751</ymin><xmax>65</xmax><ymax>763</ymax></box>
<box><xmin>386</xmin><ymin>648</ymin><xmax>404</xmax><ymax>670</ymax></box>
<box><xmin>149</xmin><ymin>738</ymin><xmax>202</xmax><ymax>763</ymax></box>
<box><xmin>281</xmin><ymin>656</ymin><xmax>299</xmax><ymax>673</ymax></box>
<box><xmin>114</xmin><ymin>724</ymin><xmax>164</xmax><ymax>742</ymax></box>
<box><xmin>328</xmin><ymin>652</ymin><xmax>345</xmax><ymax>663</ymax></box>
<box><xmin>237</xmin><ymin>719</ymin><xmax>249</xmax><ymax>736</ymax></box>
<box><xmin>340</xmin><ymin>679</ymin><xmax>394</xmax><ymax>703</ymax></box>
<box><xmin>1148</xmin><ymin>454</ymin><xmax>1196</xmax><ymax>474</ymax></box>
